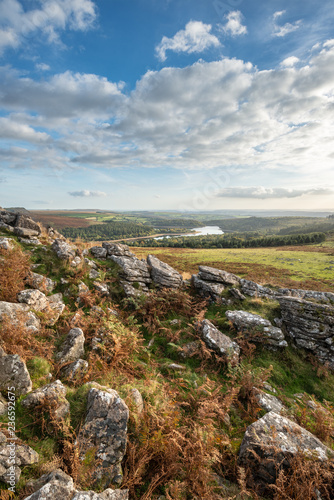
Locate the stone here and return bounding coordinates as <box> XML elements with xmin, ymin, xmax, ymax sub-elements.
<box><xmin>253</xmin><ymin>388</ymin><xmax>284</xmax><ymax>413</ymax></box>
<box><xmin>238</xmin><ymin>411</ymin><xmax>333</xmax><ymax>491</ymax></box>
<box><xmin>85</xmin><ymin>258</ymin><xmax>98</xmax><ymax>269</ymax></box>
<box><xmin>129</xmin><ymin>388</ymin><xmax>144</xmax><ymax>414</ymax></box>
<box><xmin>278</xmin><ymin>288</ymin><xmax>334</xmax><ymax>305</ymax></box>
<box><xmin>0</xmin><ymin>431</ymin><xmax>39</xmax><ymax>485</ymax></box>
<box><xmin>56</xmin><ymin>328</ymin><xmax>85</xmax><ymax>364</ymax></box>
<box><xmin>0</xmin><ymin>210</ymin><xmax>16</xmax><ymax>226</ymax></box>
<box><xmin>19</xmin><ymin>237</ymin><xmax>41</xmax><ymax>245</ymax></box>
<box><xmin>52</xmin><ymin>239</ymin><xmax>76</xmax><ymax>260</ymax></box>
<box><xmin>89</xmin><ymin>269</ymin><xmax>100</xmax><ymax>279</ymax></box>
<box><xmin>225</xmin><ymin>310</ymin><xmax>287</xmax><ymax>348</ymax></box>
<box><xmin>78</xmin><ymin>281</ymin><xmax>89</xmax><ymax>295</ymax></box>
<box><xmin>180</xmin><ymin>341</ymin><xmax>200</xmax><ymax>358</ymax></box>
<box><xmin>0</xmin><ymin>221</ymin><xmax>14</xmax><ymax>232</ymax></box>
<box><xmin>76</xmin><ymin>385</ymin><xmax>129</xmax><ymax>487</ymax></box>
<box><xmin>71</xmin><ymin>256</ymin><xmax>82</xmax><ymax>267</ymax></box>
<box><xmin>110</xmin><ymin>255</ymin><xmax>151</xmax><ymax>289</ymax></box>
<box><xmin>120</xmin><ymin>281</ymin><xmax>146</xmax><ymax>298</ymax></box>
<box><xmin>23</xmin><ymin>469</ymin><xmax>129</xmax><ymax>499</ymax></box>
<box><xmin>21</xmin><ymin>380</ymin><xmax>70</xmax><ymax>421</ymax></box>
<box><xmin>199</xmin><ymin>320</ymin><xmax>240</xmax><ymax>365</ymax></box>
<box><xmin>229</xmin><ymin>287</ymin><xmax>246</xmax><ymax>300</ymax></box>
<box><xmin>90</xmin><ymin>246</ymin><xmax>108</xmax><ymax>259</ymax></box>
<box><xmin>17</xmin><ymin>289</ymin><xmax>49</xmax><ymax>311</ymax></box>
<box><xmin>14</xmin><ymin>227</ymin><xmax>40</xmax><ymax>238</ymax></box>
<box><xmin>0</xmin><ymin>237</ymin><xmax>14</xmax><ymax>250</ymax></box>
<box><xmin>15</xmin><ymin>214</ymin><xmax>41</xmax><ymax>235</ymax></box>
<box><xmin>0</xmin><ymin>346</ymin><xmax>32</xmax><ymax>395</ymax></box>
<box><xmin>93</xmin><ymin>281</ymin><xmax>110</xmax><ymax>297</ymax></box>
<box><xmin>102</xmin><ymin>242</ymin><xmax>135</xmax><ymax>258</ymax></box>
<box><xmin>23</xmin><ymin>469</ymin><xmax>74</xmax><ymax>499</ymax></box>
<box><xmin>192</xmin><ymin>275</ymin><xmax>225</xmax><ymax>302</ymax></box>
<box><xmin>0</xmin><ymin>395</ymin><xmax>6</xmax><ymax>415</ymax></box>
<box><xmin>0</xmin><ymin>301</ymin><xmax>40</xmax><ymax>332</ymax></box>
<box><xmin>47</xmin><ymin>293</ymin><xmax>65</xmax><ymax>324</ymax></box>
<box><xmin>277</xmin><ymin>296</ymin><xmax>334</xmax><ymax>368</ymax></box>
<box><xmin>26</xmin><ymin>272</ymin><xmax>55</xmax><ymax>293</ymax></box>
<box><xmin>60</xmin><ymin>359</ymin><xmax>89</xmax><ymax>382</ymax></box>
<box><xmin>147</xmin><ymin>254</ymin><xmax>183</xmax><ymax>289</ymax></box>
<box><xmin>167</xmin><ymin>363</ymin><xmax>186</xmax><ymax>370</ymax></box>
<box><xmin>198</xmin><ymin>266</ymin><xmax>240</xmax><ymax>286</ymax></box>
<box><xmin>240</xmin><ymin>279</ymin><xmax>277</xmax><ymax>299</ymax></box>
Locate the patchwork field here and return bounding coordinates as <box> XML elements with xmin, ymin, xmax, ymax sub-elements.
<box><xmin>133</xmin><ymin>244</ymin><xmax>334</xmax><ymax>291</ymax></box>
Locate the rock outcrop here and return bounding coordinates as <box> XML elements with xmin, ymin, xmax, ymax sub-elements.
<box><xmin>0</xmin><ymin>431</ymin><xmax>39</xmax><ymax>484</ymax></box>
<box><xmin>26</xmin><ymin>272</ymin><xmax>55</xmax><ymax>294</ymax></box>
<box><xmin>23</xmin><ymin>469</ymin><xmax>129</xmax><ymax>499</ymax></box>
<box><xmin>17</xmin><ymin>289</ymin><xmax>65</xmax><ymax>324</ymax></box>
<box><xmin>76</xmin><ymin>385</ymin><xmax>129</xmax><ymax>487</ymax></box>
<box><xmin>147</xmin><ymin>254</ymin><xmax>183</xmax><ymax>289</ymax></box>
<box><xmin>226</xmin><ymin>310</ymin><xmax>287</xmax><ymax>348</ymax></box>
<box><xmin>55</xmin><ymin>328</ymin><xmax>85</xmax><ymax>364</ymax></box>
<box><xmin>192</xmin><ymin>275</ymin><xmax>225</xmax><ymax>302</ymax></box>
<box><xmin>21</xmin><ymin>380</ymin><xmax>70</xmax><ymax>421</ymax></box>
<box><xmin>278</xmin><ymin>296</ymin><xmax>334</xmax><ymax>368</ymax></box>
<box><xmin>238</xmin><ymin>411</ymin><xmax>333</xmax><ymax>492</ymax></box>
<box><xmin>192</xmin><ymin>266</ymin><xmax>240</xmax><ymax>302</ymax></box>
<box><xmin>199</xmin><ymin>319</ymin><xmax>240</xmax><ymax>365</ymax></box>
<box><xmin>0</xmin><ymin>346</ymin><xmax>32</xmax><ymax>395</ymax></box>
<box><xmin>0</xmin><ymin>237</ymin><xmax>14</xmax><ymax>250</ymax></box>
<box><xmin>0</xmin><ymin>301</ymin><xmax>40</xmax><ymax>332</ymax></box>
<box><xmin>52</xmin><ymin>239</ymin><xmax>77</xmax><ymax>260</ymax></box>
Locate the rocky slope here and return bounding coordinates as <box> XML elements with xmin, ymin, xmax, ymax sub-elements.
<box><xmin>0</xmin><ymin>208</ymin><xmax>333</xmax><ymax>499</ymax></box>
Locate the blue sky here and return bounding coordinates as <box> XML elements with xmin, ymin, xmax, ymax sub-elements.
<box><xmin>0</xmin><ymin>0</ymin><xmax>334</xmax><ymax>211</ymax></box>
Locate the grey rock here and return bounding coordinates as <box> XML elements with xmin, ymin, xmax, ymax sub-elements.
<box><xmin>17</xmin><ymin>289</ymin><xmax>49</xmax><ymax>311</ymax></box>
<box><xmin>14</xmin><ymin>227</ymin><xmax>40</xmax><ymax>238</ymax></box>
<box><xmin>253</xmin><ymin>388</ymin><xmax>284</xmax><ymax>413</ymax></box>
<box><xmin>93</xmin><ymin>281</ymin><xmax>110</xmax><ymax>297</ymax></box>
<box><xmin>102</xmin><ymin>242</ymin><xmax>135</xmax><ymax>258</ymax></box>
<box><xmin>0</xmin><ymin>221</ymin><xmax>14</xmax><ymax>232</ymax></box>
<box><xmin>52</xmin><ymin>239</ymin><xmax>76</xmax><ymax>260</ymax></box>
<box><xmin>72</xmin><ymin>491</ymin><xmax>129</xmax><ymax>500</ymax></box>
<box><xmin>77</xmin><ymin>385</ymin><xmax>129</xmax><ymax>488</ymax></box>
<box><xmin>15</xmin><ymin>214</ymin><xmax>41</xmax><ymax>235</ymax></box>
<box><xmin>120</xmin><ymin>281</ymin><xmax>146</xmax><ymax>298</ymax></box>
<box><xmin>111</xmin><ymin>255</ymin><xmax>151</xmax><ymax>288</ymax></box>
<box><xmin>147</xmin><ymin>254</ymin><xmax>183</xmax><ymax>289</ymax></box>
<box><xmin>0</xmin><ymin>237</ymin><xmax>14</xmax><ymax>250</ymax></box>
<box><xmin>0</xmin><ymin>346</ymin><xmax>32</xmax><ymax>395</ymax></box>
<box><xmin>71</xmin><ymin>256</ymin><xmax>82</xmax><ymax>267</ymax></box>
<box><xmin>198</xmin><ymin>266</ymin><xmax>240</xmax><ymax>285</ymax></box>
<box><xmin>0</xmin><ymin>431</ymin><xmax>39</xmax><ymax>485</ymax></box>
<box><xmin>240</xmin><ymin>279</ymin><xmax>277</xmax><ymax>299</ymax></box>
<box><xmin>0</xmin><ymin>395</ymin><xmax>6</xmax><ymax>415</ymax></box>
<box><xmin>238</xmin><ymin>411</ymin><xmax>333</xmax><ymax>490</ymax></box>
<box><xmin>278</xmin><ymin>296</ymin><xmax>334</xmax><ymax>367</ymax></box>
<box><xmin>26</xmin><ymin>273</ymin><xmax>55</xmax><ymax>293</ymax></box>
<box><xmin>167</xmin><ymin>363</ymin><xmax>186</xmax><ymax>371</ymax></box>
<box><xmin>85</xmin><ymin>258</ymin><xmax>98</xmax><ymax>268</ymax></box>
<box><xmin>0</xmin><ymin>301</ymin><xmax>40</xmax><ymax>332</ymax></box>
<box><xmin>90</xmin><ymin>246</ymin><xmax>108</xmax><ymax>259</ymax></box>
<box><xmin>89</xmin><ymin>269</ymin><xmax>100</xmax><ymax>279</ymax></box>
<box><xmin>278</xmin><ymin>288</ymin><xmax>334</xmax><ymax>304</ymax></box>
<box><xmin>56</xmin><ymin>328</ymin><xmax>85</xmax><ymax>364</ymax></box>
<box><xmin>226</xmin><ymin>310</ymin><xmax>287</xmax><ymax>348</ymax></box>
<box><xmin>23</xmin><ymin>469</ymin><xmax>74</xmax><ymax>499</ymax></box>
<box><xmin>0</xmin><ymin>210</ymin><xmax>16</xmax><ymax>226</ymax></box>
<box><xmin>192</xmin><ymin>275</ymin><xmax>225</xmax><ymax>302</ymax></box>
<box><xmin>19</xmin><ymin>237</ymin><xmax>42</xmax><ymax>245</ymax></box>
<box><xmin>229</xmin><ymin>287</ymin><xmax>246</xmax><ymax>300</ymax></box>
<box><xmin>129</xmin><ymin>388</ymin><xmax>144</xmax><ymax>414</ymax></box>
<box><xmin>60</xmin><ymin>359</ymin><xmax>89</xmax><ymax>382</ymax></box>
<box><xmin>199</xmin><ymin>319</ymin><xmax>240</xmax><ymax>365</ymax></box>
<box><xmin>22</xmin><ymin>380</ymin><xmax>70</xmax><ymax>421</ymax></box>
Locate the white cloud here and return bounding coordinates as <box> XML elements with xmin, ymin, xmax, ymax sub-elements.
<box><xmin>1</xmin><ymin>40</ymin><xmax>334</xmax><ymax>190</ymax></box>
<box><xmin>68</xmin><ymin>190</ymin><xmax>106</xmax><ymax>197</ymax></box>
<box><xmin>272</xmin><ymin>10</ymin><xmax>301</xmax><ymax>37</ymax></box>
<box><xmin>220</xmin><ymin>11</ymin><xmax>247</xmax><ymax>37</ymax></box>
<box><xmin>281</xmin><ymin>56</ymin><xmax>299</xmax><ymax>67</ymax></box>
<box><xmin>217</xmin><ymin>187</ymin><xmax>333</xmax><ymax>199</ymax></box>
<box><xmin>0</xmin><ymin>0</ymin><xmax>97</xmax><ymax>55</ymax></box>
<box><xmin>155</xmin><ymin>20</ymin><xmax>220</xmax><ymax>61</ymax></box>
<box><xmin>35</xmin><ymin>63</ymin><xmax>50</xmax><ymax>71</ymax></box>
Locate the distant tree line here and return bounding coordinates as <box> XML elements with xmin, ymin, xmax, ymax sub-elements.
<box><xmin>127</xmin><ymin>232</ymin><xmax>326</xmax><ymax>249</ymax></box>
<box><xmin>61</xmin><ymin>221</ymin><xmax>155</xmax><ymax>241</ymax></box>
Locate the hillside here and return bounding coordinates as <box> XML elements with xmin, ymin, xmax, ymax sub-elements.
<box><xmin>0</xmin><ymin>208</ymin><xmax>334</xmax><ymax>499</ymax></box>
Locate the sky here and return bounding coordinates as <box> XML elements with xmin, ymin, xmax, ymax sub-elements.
<box><xmin>0</xmin><ymin>0</ymin><xmax>334</xmax><ymax>212</ymax></box>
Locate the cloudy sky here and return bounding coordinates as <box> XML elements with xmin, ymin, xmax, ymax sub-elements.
<box><xmin>0</xmin><ymin>0</ymin><xmax>334</xmax><ymax>211</ymax></box>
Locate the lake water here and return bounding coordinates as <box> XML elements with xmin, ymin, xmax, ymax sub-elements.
<box><xmin>155</xmin><ymin>225</ymin><xmax>223</xmax><ymax>240</ymax></box>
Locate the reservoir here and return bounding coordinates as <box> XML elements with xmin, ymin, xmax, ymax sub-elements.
<box><xmin>155</xmin><ymin>225</ymin><xmax>223</xmax><ymax>240</ymax></box>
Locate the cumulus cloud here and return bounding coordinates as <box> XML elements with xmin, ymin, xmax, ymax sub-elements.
<box><xmin>273</xmin><ymin>10</ymin><xmax>301</xmax><ymax>37</ymax></box>
<box><xmin>1</xmin><ymin>39</ymin><xmax>334</xmax><ymax>187</ymax></box>
<box><xmin>155</xmin><ymin>21</ymin><xmax>220</xmax><ymax>61</ymax></box>
<box><xmin>217</xmin><ymin>187</ymin><xmax>333</xmax><ymax>199</ymax></box>
<box><xmin>35</xmin><ymin>63</ymin><xmax>50</xmax><ymax>71</ymax></box>
<box><xmin>0</xmin><ymin>0</ymin><xmax>97</xmax><ymax>54</ymax></box>
<box><xmin>281</xmin><ymin>56</ymin><xmax>299</xmax><ymax>67</ymax></box>
<box><xmin>68</xmin><ymin>190</ymin><xmax>106</xmax><ymax>197</ymax></box>
<box><xmin>220</xmin><ymin>11</ymin><xmax>247</xmax><ymax>37</ymax></box>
